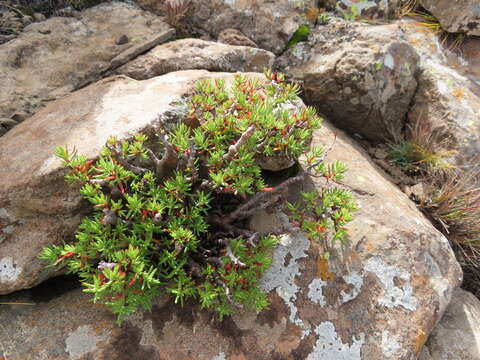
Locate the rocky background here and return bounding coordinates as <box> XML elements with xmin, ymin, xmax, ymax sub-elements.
<box><xmin>0</xmin><ymin>0</ymin><xmax>479</xmax><ymax>359</ymax></box>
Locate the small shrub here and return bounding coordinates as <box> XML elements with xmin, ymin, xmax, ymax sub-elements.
<box><xmin>39</xmin><ymin>71</ymin><xmax>356</xmax><ymax>323</ymax></box>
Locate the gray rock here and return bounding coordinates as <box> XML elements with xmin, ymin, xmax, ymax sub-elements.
<box><xmin>0</xmin><ymin>1</ymin><xmax>171</xmax><ymax>137</ymax></box>
<box><xmin>423</xmin><ymin>288</ymin><xmax>480</xmax><ymax>359</ymax></box>
<box><xmin>33</xmin><ymin>12</ymin><xmax>47</xmax><ymax>22</ymax></box>
<box><xmin>189</xmin><ymin>0</ymin><xmax>316</xmax><ymax>55</ymax></box>
<box><xmin>409</xmin><ymin>62</ymin><xmax>480</xmax><ymax>167</ymax></box>
<box><xmin>277</xmin><ymin>20</ymin><xmax>419</xmax><ymax>141</ymax></box>
<box><xmin>117</xmin><ymin>38</ymin><xmax>275</xmax><ymax>80</ymax></box>
<box><xmin>421</xmin><ymin>0</ymin><xmax>480</xmax><ymax>36</ymax></box>
<box><xmin>109</xmin><ymin>28</ymin><xmax>176</xmax><ymax>70</ymax></box>
<box><xmin>218</xmin><ymin>28</ymin><xmax>258</xmax><ymax>48</ymax></box>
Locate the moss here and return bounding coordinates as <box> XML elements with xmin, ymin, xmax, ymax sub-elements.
<box><xmin>285</xmin><ymin>24</ymin><xmax>310</xmax><ymax>49</ymax></box>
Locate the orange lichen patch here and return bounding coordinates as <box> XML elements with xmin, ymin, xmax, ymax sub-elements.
<box><xmin>317</xmin><ymin>256</ymin><xmax>334</xmax><ymax>280</ymax></box>
<box><xmin>230</xmin><ymin>353</ymin><xmax>248</xmax><ymax>360</ymax></box>
<box><xmin>94</xmin><ymin>319</ymin><xmax>113</xmax><ymax>333</ymax></box>
<box><xmin>452</xmin><ymin>88</ymin><xmax>466</xmax><ymax>99</ymax></box>
<box><xmin>305</xmin><ymin>8</ymin><xmax>320</xmax><ymax>22</ymax></box>
<box><xmin>411</xmin><ymin>273</ymin><xmax>429</xmax><ymax>289</ymax></box>
<box><xmin>276</xmin><ymin>322</ymin><xmax>302</xmax><ymax>355</ymax></box>
<box><xmin>414</xmin><ymin>328</ymin><xmax>427</xmax><ymax>354</ymax></box>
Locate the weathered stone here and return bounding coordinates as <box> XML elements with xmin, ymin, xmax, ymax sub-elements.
<box><xmin>420</xmin><ymin>0</ymin><xmax>480</xmax><ymax>37</ymax></box>
<box><xmin>0</xmin><ymin>1</ymin><xmax>171</xmax><ymax>136</ymax></box>
<box><xmin>189</xmin><ymin>0</ymin><xmax>316</xmax><ymax>55</ymax></box>
<box><xmin>423</xmin><ymin>288</ymin><xmax>480</xmax><ymax>360</ymax></box>
<box><xmin>0</xmin><ymin>70</ymin><xmax>266</xmax><ymax>295</ymax></box>
<box><xmin>394</xmin><ymin>19</ymin><xmax>480</xmax><ymax>170</ymax></box>
<box><xmin>0</xmin><ymin>116</ymin><xmax>462</xmax><ymax>359</ymax></box>
<box><xmin>335</xmin><ymin>0</ymin><xmax>397</xmax><ymax>20</ymax></box>
<box><xmin>276</xmin><ymin>20</ymin><xmax>420</xmax><ymax>141</ymax></box>
<box><xmin>400</xmin><ymin>17</ymin><xmax>480</xmax><ymax>83</ymax></box>
<box><xmin>109</xmin><ymin>29</ymin><xmax>176</xmax><ymax>70</ymax></box>
<box><xmin>33</xmin><ymin>12</ymin><xmax>47</xmax><ymax>22</ymax></box>
<box><xmin>408</xmin><ymin>62</ymin><xmax>480</xmax><ymax>167</ymax></box>
<box><xmin>116</xmin><ymin>38</ymin><xmax>275</xmax><ymax>80</ymax></box>
<box><xmin>218</xmin><ymin>28</ymin><xmax>258</xmax><ymax>48</ymax></box>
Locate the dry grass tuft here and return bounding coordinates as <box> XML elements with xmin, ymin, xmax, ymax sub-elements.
<box><xmin>388</xmin><ymin>118</ymin><xmax>455</xmax><ymax>175</ymax></box>
<box><xmin>162</xmin><ymin>0</ymin><xmax>192</xmax><ymax>29</ymax></box>
<box><xmin>421</xmin><ymin>169</ymin><xmax>480</xmax><ymax>293</ymax></box>
<box><xmin>388</xmin><ymin>116</ymin><xmax>480</xmax><ymax>296</ymax></box>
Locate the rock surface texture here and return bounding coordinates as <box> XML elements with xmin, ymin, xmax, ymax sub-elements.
<box><xmin>0</xmin><ymin>1</ymin><xmax>172</xmax><ymax>136</ymax></box>
<box><xmin>420</xmin><ymin>0</ymin><xmax>480</xmax><ymax>37</ymax></box>
<box><xmin>409</xmin><ymin>63</ymin><xmax>480</xmax><ymax>166</ymax></box>
<box><xmin>0</xmin><ymin>70</ymin><xmax>264</xmax><ymax>295</ymax></box>
<box><xmin>190</xmin><ymin>0</ymin><xmax>316</xmax><ymax>55</ymax></box>
<box><xmin>397</xmin><ymin>19</ymin><xmax>480</xmax><ymax>167</ymax></box>
<box><xmin>0</xmin><ymin>70</ymin><xmax>462</xmax><ymax>357</ymax></box>
<box><xmin>423</xmin><ymin>288</ymin><xmax>480</xmax><ymax>360</ymax></box>
<box><xmin>276</xmin><ymin>20</ymin><xmax>420</xmax><ymax>141</ymax></box>
<box><xmin>117</xmin><ymin>38</ymin><xmax>275</xmax><ymax>80</ymax></box>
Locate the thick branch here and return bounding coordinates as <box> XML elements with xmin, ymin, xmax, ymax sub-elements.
<box><xmin>108</xmin><ymin>142</ymin><xmax>148</xmax><ymax>174</ymax></box>
<box><xmin>153</xmin><ymin>133</ymin><xmax>179</xmax><ymax>179</ymax></box>
<box><xmin>228</xmin><ymin>174</ymin><xmax>305</xmax><ymax>222</ymax></box>
<box><xmin>225</xmin><ymin>244</ymin><xmax>246</xmax><ymax>268</ymax></box>
<box><xmin>223</xmin><ymin>125</ymin><xmax>255</xmax><ymax>161</ymax></box>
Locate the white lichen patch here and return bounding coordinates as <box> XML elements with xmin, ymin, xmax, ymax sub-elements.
<box><xmin>261</xmin><ymin>217</ymin><xmax>310</xmax><ymax>334</ymax></box>
<box><xmin>65</xmin><ymin>325</ymin><xmax>106</xmax><ymax>359</ymax></box>
<box><xmin>308</xmin><ymin>278</ymin><xmax>327</xmax><ymax>307</ymax></box>
<box><xmin>212</xmin><ymin>352</ymin><xmax>226</xmax><ymax>360</ymax></box>
<box><xmin>0</xmin><ymin>257</ymin><xmax>21</xmax><ymax>283</ymax></box>
<box><xmin>340</xmin><ymin>271</ymin><xmax>364</xmax><ymax>304</ymax></box>
<box><xmin>364</xmin><ymin>257</ymin><xmax>417</xmax><ymax>311</ymax></box>
<box><xmin>384</xmin><ymin>53</ymin><xmax>394</xmax><ymax>70</ymax></box>
<box><xmin>381</xmin><ymin>330</ymin><xmax>401</xmax><ymax>358</ymax></box>
<box><xmin>127</xmin><ymin>312</ymin><xmax>157</xmax><ymax>348</ymax></box>
<box><xmin>39</xmin><ymin>155</ymin><xmax>62</xmax><ymax>175</ymax></box>
<box><xmin>0</xmin><ymin>208</ymin><xmax>10</xmax><ymax>219</ymax></box>
<box><xmin>307</xmin><ymin>321</ymin><xmax>364</xmax><ymax>360</ymax></box>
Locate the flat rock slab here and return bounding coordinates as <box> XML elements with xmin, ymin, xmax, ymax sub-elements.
<box><xmin>0</xmin><ymin>1</ymin><xmax>171</xmax><ymax>135</ymax></box>
<box><xmin>0</xmin><ymin>119</ymin><xmax>462</xmax><ymax>359</ymax></box>
<box><xmin>117</xmin><ymin>38</ymin><xmax>275</xmax><ymax>80</ymax></box>
<box><xmin>0</xmin><ymin>70</ymin><xmax>264</xmax><ymax>295</ymax></box>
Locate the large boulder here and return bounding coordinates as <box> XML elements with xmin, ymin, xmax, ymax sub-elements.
<box><xmin>422</xmin><ymin>288</ymin><xmax>480</xmax><ymax>359</ymax></box>
<box><xmin>0</xmin><ymin>84</ymin><xmax>462</xmax><ymax>358</ymax></box>
<box><xmin>420</xmin><ymin>0</ymin><xmax>480</xmax><ymax>37</ymax></box>
<box><xmin>116</xmin><ymin>38</ymin><xmax>275</xmax><ymax>80</ymax></box>
<box><xmin>0</xmin><ymin>1</ymin><xmax>173</xmax><ymax>136</ymax></box>
<box><xmin>276</xmin><ymin>20</ymin><xmax>420</xmax><ymax>141</ymax></box>
<box><xmin>189</xmin><ymin>0</ymin><xmax>316</xmax><ymax>55</ymax></box>
<box><xmin>0</xmin><ymin>70</ymin><xmax>265</xmax><ymax>295</ymax></box>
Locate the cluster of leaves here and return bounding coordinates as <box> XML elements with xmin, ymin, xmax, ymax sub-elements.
<box><xmin>40</xmin><ymin>71</ymin><xmax>356</xmax><ymax>322</ymax></box>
